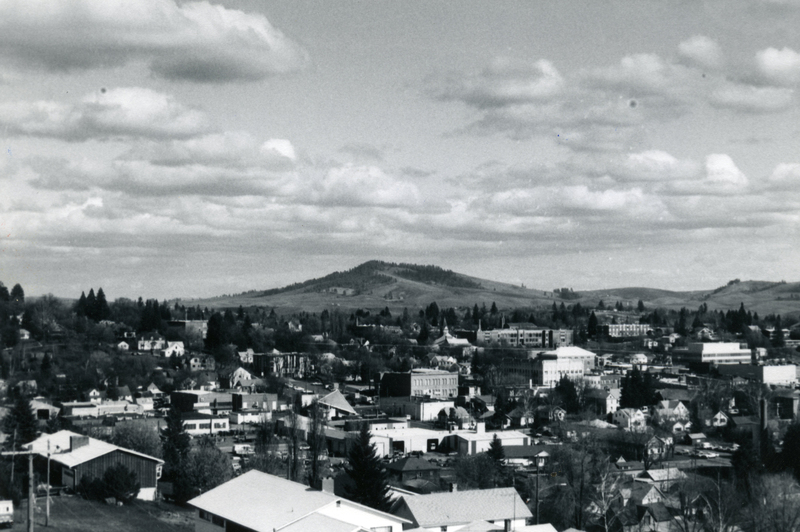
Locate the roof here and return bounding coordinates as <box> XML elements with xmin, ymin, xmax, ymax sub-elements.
<box><xmin>640</xmin><ymin>468</ymin><xmax>687</xmax><ymax>482</ymax></box>
<box><xmin>639</xmin><ymin>502</ymin><xmax>673</xmax><ymax>523</ymax></box>
<box><xmin>397</xmin><ymin>487</ymin><xmax>532</xmax><ymax>527</ymax></box>
<box><xmin>319</xmin><ymin>390</ymin><xmax>358</xmax><ymax>416</ymax></box>
<box><xmin>503</xmin><ymin>445</ymin><xmax>550</xmax><ymax>459</ymax></box>
<box><xmin>385</xmin><ymin>457</ymin><xmax>440</xmax><ymax>473</ymax></box>
<box><xmin>24</xmin><ymin>430</ymin><xmax>163</xmax><ymax>468</ymax></box>
<box><xmin>190</xmin><ymin>471</ymin><xmax>408</xmax><ymax>532</ymax></box>
<box><xmin>656</xmin><ymin>389</ymin><xmax>695</xmax><ymax>402</ymax></box>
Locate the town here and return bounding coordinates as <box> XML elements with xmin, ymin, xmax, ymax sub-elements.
<box><xmin>2</xmin><ymin>274</ymin><xmax>800</xmax><ymax>532</ymax></box>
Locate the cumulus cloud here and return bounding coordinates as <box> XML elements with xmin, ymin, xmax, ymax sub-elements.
<box><xmin>309</xmin><ymin>165</ymin><xmax>421</xmax><ymax>208</ymax></box>
<box><xmin>0</xmin><ymin>0</ymin><xmax>308</xmax><ymax>82</ymax></box>
<box><xmin>709</xmin><ymin>82</ymin><xmax>794</xmax><ymax>112</ymax></box>
<box><xmin>0</xmin><ymin>87</ymin><xmax>210</xmax><ymax>141</ymax></box>
<box><xmin>663</xmin><ymin>154</ymin><xmax>749</xmax><ymax>196</ymax></box>
<box><xmin>768</xmin><ymin>163</ymin><xmax>800</xmax><ymax>188</ymax></box>
<box><xmin>756</xmin><ymin>47</ymin><xmax>800</xmax><ymax>85</ymax></box>
<box><xmin>678</xmin><ymin>35</ymin><xmax>724</xmax><ymax>70</ymax></box>
<box><xmin>619</xmin><ymin>150</ymin><xmax>700</xmax><ymax>181</ymax></box>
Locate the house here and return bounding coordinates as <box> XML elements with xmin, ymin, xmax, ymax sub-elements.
<box><xmin>698</xmin><ymin>410</ymin><xmax>729</xmax><ymax>429</ymax></box>
<box><xmin>637</xmin><ymin>467</ymin><xmax>687</xmax><ymax>491</ymax></box>
<box><xmin>237</xmin><ymin>348</ymin><xmax>256</xmax><ymax>364</ymax></box>
<box><xmin>182</xmin><ymin>413</ymin><xmax>230</xmax><ymax>436</ymax></box>
<box><xmin>507</xmin><ymin>406</ymin><xmax>535</xmax><ymax>427</ymax></box>
<box><xmin>23</xmin><ymin>430</ymin><xmax>163</xmax><ymax>500</ymax></box>
<box><xmin>618</xmin><ymin>481</ymin><xmax>664</xmax><ymax>506</ymax></box>
<box><xmin>138</xmin><ymin>334</ymin><xmax>166</xmax><ymax>352</ymax></box>
<box><xmin>391</xmin><ymin>487</ymin><xmax>532</xmax><ymax>531</ymax></box>
<box><xmin>652</xmin><ymin>400</ymin><xmax>689</xmax><ymax>425</ymax></box>
<box><xmin>613</xmin><ymin>408</ymin><xmax>646</xmax><ymax>431</ymax></box>
<box><xmin>607</xmin><ymin>501</ymin><xmax>675</xmax><ymax>532</ymax></box>
<box><xmin>116</xmin><ymin>341</ymin><xmax>130</xmax><ymax>351</ymax></box>
<box><xmin>502</xmin><ymin>445</ymin><xmax>550</xmax><ymax>467</ymax></box>
<box><xmin>188</xmin><ymin>355</ymin><xmax>216</xmax><ymax>372</ymax></box>
<box><xmin>534</xmin><ymin>405</ymin><xmax>566</xmax><ymax>424</ymax></box>
<box><xmin>385</xmin><ymin>456</ymin><xmax>441</xmax><ymax>484</ymax></box>
<box><xmin>228</xmin><ymin>367</ymin><xmax>254</xmax><ymax>388</ymax></box>
<box><xmin>163</xmin><ymin>341</ymin><xmax>184</xmax><ymax>358</ymax></box>
<box><xmin>584</xmin><ymin>388</ymin><xmax>620</xmax><ymax>416</ymax></box>
<box><xmin>189</xmin><ymin>470</ymin><xmax>408</xmax><ymax>532</ymax></box>
<box><xmin>687</xmin><ymin>433</ymin><xmax>708</xmax><ymax>448</ymax></box>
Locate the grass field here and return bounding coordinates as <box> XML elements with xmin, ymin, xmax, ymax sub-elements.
<box><xmin>8</xmin><ymin>495</ymin><xmax>194</xmax><ymax>532</ymax></box>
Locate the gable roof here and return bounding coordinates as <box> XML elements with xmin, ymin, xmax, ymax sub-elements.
<box><xmin>397</xmin><ymin>487</ymin><xmax>532</xmax><ymax>527</ymax></box>
<box><xmin>639</xmin><ymin>468</ymin><xmax>687</xmax><ymax>482</ymax></box>
<box><xmin>24</xmin><ymin>430</ymin><xmax>163</xmax><ymax>468</ymax></box>
<box><xmin>190</xmin><ymin>471</ymin><xmax>408</xmax><ymax>532</ymax></box>
<box><xmin>319</xmin><ymin>390</ymin><xmax>358</xmax><ymax>416</ymax></box>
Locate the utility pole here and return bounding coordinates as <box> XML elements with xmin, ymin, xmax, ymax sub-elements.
<box><xmin>2</xmin><ymin>450</ymin><xmax>36</xmax><ymax>532</ymax></box>
<box><xmin>46</xmin><ymin>441</ymin><xmax>51</xmax><ymax>527</ymax></box>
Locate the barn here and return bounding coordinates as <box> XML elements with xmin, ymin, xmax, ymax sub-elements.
<box><xmin>24</xmin><ymin>430</ymin><xmax>163</xmax><ymax>501</ymax></box>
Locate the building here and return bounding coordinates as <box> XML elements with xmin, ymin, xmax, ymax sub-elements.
<box><xmin>167</xmin><ymin>319</ymin><xmax>208</xmax><ymax>340</ymax></box>
<box><xmin>477</xmin><ymin>323</ymin><xmax>573</xmax><ymax>348</ymax></box>
<box><xmin>717</xmin><ymin>364</ymin><xmax>797</xmax><ymax>386</ymax></box>
<box><xmin>163</xmin><ymin>341</ymin><xmax>185</xmax><ymax>358</ymax></box>
<box><xmin>391</xmin><ymin>487</ymin><xmax>532</xmax><ymax>531</ymax></box>
<box><xmin>24</xmin><ymin>430</ymin><xmax>163</xmax><ymax>501</ymax></box>
<box><xmin>443</xmin><ymin>423</ymin><xmax>530</xmax><ymax>455</ymax></box>
<box><xmin>138</xmin><ymin>334</ymin><xmax>166</xmax><ymax>352</ymax></box>
<box><xmin>253</xmin><ymin>351</ymin><xmax>310</xmax><ymax>378</ymax></box>
<box><xmin>613</xmin><ymin>408</ymin><xmax>646</xmax><ymax>431</ymax></box>
<box><xmin>385</xmin><ymin>456</ymin><xmax>441</xmax><ymax>484</ymax></box>
<box><xmin>182</xmin><ymin>413</ymin><xmax>230</xmax><ymax>436</ymax></box>
<box><xmin>380</xmin><ymin>369</ymin><xmax>459</xmax><ymax>398</ymax></box>
<box><xmin>171</xmin><ymin>391</ymin><xmax>233</xmax><ymax>415</ymax></box>
<box><xmin>604</xmin><ymin>323</ymin><xmax>653</xmax><ymax>338</ymax></box>
<box><xmin>584</xmin><ymin>388</ymin><xmax>620</xmax><ymax>416</ymax></box>
<box><xmin>189</xmin><ymin>470</ymin><xmax>408</xmax><ymax>532</ymax></box>
<box><xmin>678</xmin><ymin>342</ymin><xmax>752</xmax><ymax>365</ymax></box>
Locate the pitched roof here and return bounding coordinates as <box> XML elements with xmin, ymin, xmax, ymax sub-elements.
<box><xmin>277</xmin><ymin>512</ymin><xmax>365</xmax><ymax>532</ymax></box>
<box><xmin>319</xmin><ymin>390</ymin><xmax>358</xmax><ymax>416</ymax></box>
<box><xmin>24</xmin><ymin>430</ymin><xmax>163</xmax><ymax>468</ymax></box>
<box><xmin>640</xmin><ymin>468</ymin><xmax>687</xmax><ymax>482</ymax></box>
<box><xmin>189</xmin><ymin>471</ymin><xmax>408</xmax><ymax>532</ymax></box>
<box><xmin>397</xmin><ymin>488</ymin><xmax>532</xmax><ymax>527</ymax></box>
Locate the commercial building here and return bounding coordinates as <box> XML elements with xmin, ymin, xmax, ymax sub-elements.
<box><xmin>477</xmin><ymin>323</ymin><xmax>573</xmax><ymax>348</ymax></box>
<box><xmin>678</xmin><ymin>342</ymin><xmax>753</xmax><ymax>365</ymax></box>
<box><xmin>380</xmin><ymin>369</ymin><xmax>459</xmax><ymax>398</ymax></box>
<box><xmin>604</xmin><ymin>323</ymin><xmax>653</xmax><ymax>338</ymax></box>
<box><xmin>503</xmin><ymin>346</ymin><xmax>596</xmax><ymax>387</ymax></box>
<box><xmin>717</xmin><ymin>364</ymin><xmax>797</xmax><ymax>386</ymax></box>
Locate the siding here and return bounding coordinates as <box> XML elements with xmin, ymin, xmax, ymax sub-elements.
<box><xmin>73</xmin><ymin>450</ymin><xmax>160</xmax><ymax>488</ymax></box>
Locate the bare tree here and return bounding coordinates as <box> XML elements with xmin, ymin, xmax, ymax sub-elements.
<box><xmin>742</xmin><ymin>474</ymin><xmax>800</xmax><ymax>532</ymax></box>
<box><xmin>306</xmin><ymin>400</ymin><xmax>327</xmax><ymax>488</ymax></box>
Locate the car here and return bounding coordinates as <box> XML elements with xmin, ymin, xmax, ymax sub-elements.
<box><xmin>703</xmin><ymin>451</ymin><xmax>719</xmax><ymax>459</ymax></box>
<box><xmin>675</xmin><ymin>448</ymin><xmax>690</xmax><ymax>455</ymax></box>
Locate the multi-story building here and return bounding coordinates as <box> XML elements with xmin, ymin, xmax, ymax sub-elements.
<box><xmin>502</xmin><ymin>346</ymin><xmax>596</xmax><ymax>387</ymax></box>
<box><xmin>604</xmin><ymin>323</ymin><xmax>653</xmax><ymax>338</ymax></box>
<box><xmin>253</xmin><ymin>351</ymin><xmax>309</xmax><ymax>378</ymax></box>
<box><xmin>380</xmin><ymin>369</ymin><xmax>459</xmax><ymax>398</ymax></box>
<box><xmin>678</xmin><ymin>342</ymin><xmax>753</xmax><ymax>365</ymax></box>
<box><xmin>477</xmin><ymin>323</ymin><xmax>573</xmax><ymax>348</ymax></box>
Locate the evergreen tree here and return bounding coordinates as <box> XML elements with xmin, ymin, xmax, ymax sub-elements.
<box><xmin>2</xmin><ymin>393</ymin><xmax>38</xmax><ymax>449</ymax></box>
<box><xmin>555</xmin><ymin>375</ymin><xmax>581</xmax><ymax>414</ymax></box>
<box><xmin>160</xmin><ymin>406</ymin><xmax>191</xmax><ymax>482</ymax></box>
<box><xmin>588</xmin><ymin>312</ymin><xmax>598</xmax><ymax>338</ymax></box>
<box><xmin>637</xmin><ymin>300</ymin><xmax>645</xmax><ymax>312</ymax></box>
<box><xmin>490</xmin><ymin>302</ymin><xmax>498</xmax><ymax>314</ymax></box>
<box><xmin>676</xmin><ymin>308</ymin><xmax>688</xmax><ymax>336</ymax></box>
<box><xmin>774</xmin><ymin>315</ymin><xmax>785</xmax><ymax>347</ymax></box>
<box><xmin>0</xmin><ymin>282</ymin><xmax>8</xmax><ymax>301</ymax></box>
<box><xmin>9</xmin><ymin>284</ymin><xmax>24</xmax><ymax>305</ymax></box>
<box><xmin>96</xmin><ymin>288</ymin><xmax>111</xmax><ymax>321</ymax></box>
<box><xmin>344</xmin><ymin>425</ymin><xmax>391</xmax><ymax>511</ymax></box>
<box><xmin>75</xmin><ymin>291</ymin><xmax>87</xmax><ymax>317</ymax></box>
<box><xmin>86</xmin><ymin>288</ymin><xmax>97</xmax><ymax>321</ymax></box>
<box><xmin>487</xmin><ymin>433</ymin><xmax>506</xmax><ymax>465</ymax></box>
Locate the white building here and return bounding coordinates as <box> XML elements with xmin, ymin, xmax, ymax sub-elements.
<box><xmin>613</xmin><ymin>408</ymin><xmax>647</xmax><ymax>431</ymax></box>
<box><xmin>163</xmin><ymin>341</ymin><xmax>185</xmax><ymax>357</ymax></box>
<box><xmin>683</xmin><ymin>342</ymin><xmax>752</xmax><ymax>365</ymax></box>
<box><xmin>189</xmin><ymin>471</ymin><xmax>409</xmax><ymax>532</ymax></box>
<box><xmin>717</xmin><ymin>364</ymin><xmax>797</xmax><ymax>386</ymax></box>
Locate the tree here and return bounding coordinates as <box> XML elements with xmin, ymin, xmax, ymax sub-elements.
<box><xmin>587</xmin><ymin>311</ymin><xmax>598</xmax><ymax>338</ymax></box>
<box><xmin>160</xmin><ymin>406</ymin><xmax>190</xmax><ymax>482</ymax></box>
<box><xmin>112</xmin><ymin>422</ymin><xmax>162</xmax><ymax>458</ymax></box>
<box><xmin>454</xmin><ymin>454</ymin><xmax>496</xmax><ymax>490</ymax></box>
<box><xmin>9</xmin><ymin>284</ymin><xmax>24</xmax><ymax>305</ymax></box>
<box><xmin>554</xmin><ymin>375</ymin><xmax>581</xmax><ymax>414</ymax></box>
<box><xmin>0</xmin><ymin>282</ymin><xmax>9</xmax><ymax>302</ymax></box>
<box><xmin>177</xmin><ymin>437</ymin><xmax>232</xmax><ymax>502</ymax></box>
<box><xmin>306</xmin><ymin>401</ymin><xmax>327</xmax><ymax>489</ymax></box>
<box><xmin>2</xmin><ymin>393</ymin><xmax>38</xmax><ymax>449</ymax></box>
<box><xmin>102</xmin><ymin>463</ymin><xmax>140</xmax><ymax>502</ymax></box>
<box><xmin>344</xmin><ymin>425</ymin><xmax>391</xmax><ymax>511</ymax></box>
<box><xmin>487</xmin><ymin>434</ymin><xmax>506</xmax><ymax>466</ymax></box>
<box><xmin>773</xmin><ymin>315</ymin><xmax>785</xmax><ymax>348</ymax></box>
<box><xmin>96</xmin><ymin>288</ymin><xmax>111</xmax><ymax>321</ymax></box>
<box><xmin>781</xmin><ymin>422</ymin><xmax>800</xmax><ymax>482</ymax></box>
<box><xmin>637</xmin><ymin>300</ymin><xmax>646</xmax><ymax>312</ymax></box>
<box><xmin>86</xmin><ymin>288</ymin><xmax>97</xmax><ymax>321</ymax></box>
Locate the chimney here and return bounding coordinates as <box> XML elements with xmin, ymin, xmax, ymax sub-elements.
<box><xmin>475</xmin><ymin>421</ymin><xmax>485</xmax><ymax>434</ymax></box>
<box><xmin>70</xmin><ymin>435</ymin><xmax>89</xmax><ymax>451</ymax></box>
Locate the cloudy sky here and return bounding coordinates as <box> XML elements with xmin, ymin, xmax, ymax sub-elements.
<box><xmin>1</xmin><ymin>0</ymin><xmax>799</xmax><ymax>300</ymax></box>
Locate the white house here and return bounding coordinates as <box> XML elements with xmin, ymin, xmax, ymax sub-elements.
<box><xmin>613</xmin><ymin>408</ymin><xmax>647</xmax><ymax>431</ymax></box>
<box><xmin>391</xmin><ymin>487</ymin><xmax>532</xmax><ymax>531</ymax></box>
<box><xmin>138</xmin><ymin>335</ymin><xmax>166</xmax><ymax>352</ymax></box>
<box><xmin>188</xmin><ymin>471</ymin><xmax>409</xmax><ymax>532</ymax></box>
<box><xmin>116</xmin><ymin>341</ymin><xmax>130</xmax><ymax>351</ymax></box>
<box><xmin>163</xmin><ymin>341</ymin><xmax>185</xmax><ymax>358</ymax></box>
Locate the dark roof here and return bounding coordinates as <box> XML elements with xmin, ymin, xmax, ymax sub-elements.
<box><xmin>638</xmin><ymin>502</ymin><xmax>673</xmax><ymax>523</ymax></box>
<box><xmin>503</xmin><ymin>445</ymin><xmax>551</xmax><ymax>459</ymax></box>
<box><xmin>385</xmin><ymin>457</ymin><xmax>440</xmax><ymax>473</ymax></box>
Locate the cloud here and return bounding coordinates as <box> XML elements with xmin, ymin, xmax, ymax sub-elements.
<box><xmin>709</xmin><ymin>82</ymin><xmax>794</xmax><ymax>112</ymax></box>
<box><xmin>755</xmin><ymin>46</ymin><xmax>800</xmax><ymax>85</ymax></box>
<box><xmin>768</xmin><ymin>163</ymin><xmax>800</xmax><ymax>188</ymax></box>
<box><xmin>0</xmin><ymin>87</ymin><xmax>210</xmax><ymax>141</ymax></box>
<box><xmin>678</xmin><ymin>35</ymin><xmax>724</xmax><ymax>70</ymax></box>
<box><xmin>619</xmin><ymin>150</ymin><xmax>700</xmax><ymax>181</ymax></box>
<box><xmin>0</xmin><ymin>0</ymin><xmax>308</xmax><ymax>82</ymax></box>
<box><xmin>310</xmin><ymin>165</ymin><xmax>421</xmax><ymax>208</ymax></box>
<box><xmin>260</xmin><ymin>139</ymin><xmax>297</xmax><ymax>162</ymax></box>
<box><xmin>663</xmin><ymin>154</ymin><xmax>750</xmax><ymax>196</ymax></box>
<box><xmin>339</xmin><ymin>142</ymin><xmax>385</xmax><ymax>161</ymax></box>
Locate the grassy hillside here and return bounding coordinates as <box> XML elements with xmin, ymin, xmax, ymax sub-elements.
<box><xmin>178</xmin><ymin>261</ymin><xmax>800</xmax><ymax>317</ymax></box>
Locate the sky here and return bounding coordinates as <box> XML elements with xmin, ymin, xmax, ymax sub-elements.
<box><xmin>1</xmin><ymin>0</ymin><xmax>799</xmax><ymax>300</ymax></box>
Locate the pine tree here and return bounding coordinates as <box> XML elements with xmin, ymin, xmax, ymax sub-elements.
<box><xmin>9</xmin><ymin>284</ymin><xmax>24</xmax><ymax>305</ymax></box>
<box><xmin>160</xmin><ymin>406</ymin><xmax>191</xmax><ymax>482</ymax></box>
<box><xmin>345</xmin><ymin>425</ymin><xmax>391</xmax><ymax>511</ymax></box>
<box><xmin>3</xmin><ymin>393</ymin><xmax>38</xmax><ymax>449</ymax></box>
<box><xmin>0</xmin><ymin>282</ymin><xmax>9</xmax><ymax>301</ymax></box>
<box><xmin>76</xmin><ymin>291</ymin><xmax>87</xmax><ymax>317</ymax></box>
<box><xmin>86</xmin><ymin>288</ymin><xmax>97</xmax><ymax>321</ymax></box>
<box><xmin>487</xmin><ymin>434</ymin><xmax>506</xmax><ymax>465</ymax></box>
<box><xmin>96</xmin><ymin>288</ymin><xmax>110</xmax><ymax>321</ymax></box>
<box><xmin>588</xmin><ymin>312</ymin><xmax>598</xmax><ymax>338</ymax></box>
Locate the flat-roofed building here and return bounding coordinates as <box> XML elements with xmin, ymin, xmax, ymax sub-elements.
<box><xmin>380</xmin><ymin>369</ymin><xmax>459</xmax><ymax>398</ymax></box>
<box><xmin>478</xmin><ymin>324</ymin><xmax>573</xmax><ymax>348</ymax></box>
<box><xmin>718</xmin><ymin>364</ymin><xmax>797</xmax><ymax>386</ymax></box>
<box><xmin>680</xmin><ymin>342</ymin><xmax>753</xmax><ymax>365</ymax></box>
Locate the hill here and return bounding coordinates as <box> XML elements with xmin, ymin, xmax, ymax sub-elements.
<box><xmin>178</xmin><ymin>261</ymin><xmax>800</xmax><ymax>317</ymax></box>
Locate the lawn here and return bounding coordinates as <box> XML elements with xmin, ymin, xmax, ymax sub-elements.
<box><xmin>8</xmin><ymin>495</ymin><xmax>194</xmax><ymax>532</ymax></box>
